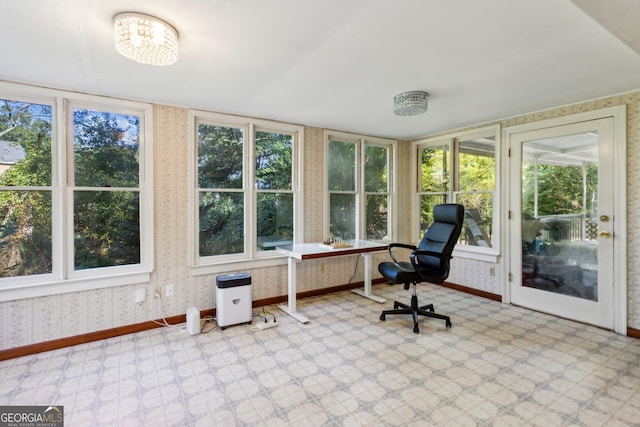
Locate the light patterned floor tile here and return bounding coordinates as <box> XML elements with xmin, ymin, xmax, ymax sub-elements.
<box><xmin>1</xmin><ymin>283</ymin><xmax>639</xmax><ymax>426</ymax></box>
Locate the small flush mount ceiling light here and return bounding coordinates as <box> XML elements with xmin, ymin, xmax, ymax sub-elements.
<box><xmin>393</xmin><ymin>91</ymin><xmax>429</xmax><ymax>116</ymax></box>
<box><xmin>113</xmin><ymin>12</ymin><xmax>179</xmax><ymax>66</ymax></box>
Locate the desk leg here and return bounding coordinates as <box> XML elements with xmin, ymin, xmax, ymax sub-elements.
<box><xmin>278</xmin><ymin>256</ymin><xmax>309</xmax><ymax>323</ymax></box>
<box><xmin>351</xmin><ymin>252</ymin><xmax>386</xmax><ymax>303</ymax></box>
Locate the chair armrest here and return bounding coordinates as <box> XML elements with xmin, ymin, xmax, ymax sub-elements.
<box><xmin>387</xmin><ymin>243</ymin><xmax>417</xmax><ymax>265</ymax></box>
<box><xmin>409</xmin><ymin>249</ymin><xmax>452</xmax><ymax>269</ymax></box>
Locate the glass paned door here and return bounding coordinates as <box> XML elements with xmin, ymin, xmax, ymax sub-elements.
<box><xmin>509</xmin><ymin>118</ymin><xmax>614</xmax><ymax>328</ymax></box>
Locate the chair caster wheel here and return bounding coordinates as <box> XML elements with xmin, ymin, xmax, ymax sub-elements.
<box><xmin>446</xmin><ymin>320</ymin><xmax>452</xmax><ymax>328</ymax></box>
<box><xmin>380</xmin><ymin>314</ymin><xmax>386</xmax><ymax>321</ymax></box>
<box><xmin>413</xmin><ymin>325</ymin><xmax>419</xmax><ymax>334</ymax></box>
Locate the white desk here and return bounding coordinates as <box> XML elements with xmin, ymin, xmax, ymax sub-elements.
<box><xmin>276</xmin><ymin>240</ymin><xmax>388</xmax><ymax>323</ymax></box>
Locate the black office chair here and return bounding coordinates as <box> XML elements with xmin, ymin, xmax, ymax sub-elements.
<box><xmin>378</xmin><ymin>203</ymin><xmax>464</xmax><ymax>333</ymax></box>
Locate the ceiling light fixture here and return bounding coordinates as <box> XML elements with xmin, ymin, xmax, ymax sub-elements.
<box><xmin>393</xmin><ymin>91</ymin><xmax>429</xmax><ymax>116</ymax></box>
<box><xmin>113</xmin><ymin>12</ymin><xmax>179</xmax><ymax>66</ymax></box>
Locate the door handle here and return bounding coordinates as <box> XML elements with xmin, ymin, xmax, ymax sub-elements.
<box><xmin>599</xmin><ymin>215</ymin><xmax>609</xmax><ymax>222</ymax></box>
<box><xmin>599</xmin><ymin>231</ymin><xmax>611</xmax><ymax>238</ymax></box>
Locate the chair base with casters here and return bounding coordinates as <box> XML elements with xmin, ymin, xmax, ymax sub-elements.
<box><xmin>380</xmin><ymin>282</ymin><xmax>451</xmax><ymax>333</ymax></box>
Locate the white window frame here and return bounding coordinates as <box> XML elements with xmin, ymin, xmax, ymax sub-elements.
<box><xmin>411</xmin><ymin>125</ymin><xmax>500</xmax><ymax>262</ymax></box>
<box><xmin>324</xmin><ymin>130</ymin><xmax>397</xmax><ymax>242</ymax></box>
<box><xmin>189</xmin><ymin>111</ymin><xmax>303</xmax><ymax>274</ymax></box>
<box><xmin>0</xmin><ymin>82</ymin><xmax>154</xmax><ymax>301</ymax></box>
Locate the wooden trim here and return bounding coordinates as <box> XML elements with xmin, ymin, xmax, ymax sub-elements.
<box><xmin>628</xmin><ymin>327</ymin><xmax>640</xmax><ymax>339</ymax></box>
<box><xmin>0</xmin><ymin>279</ymin><xmax>382</xmax><ymax>361</ymax></box>
<box><xmin>439</xmin><ymin>281</ymin><xmax>502</xmax><ymax>302</ymax></box>
<box><xmin>3</xmin><ymin>279</ymin><xmax>637</xmax><ymax>361</ymax></box>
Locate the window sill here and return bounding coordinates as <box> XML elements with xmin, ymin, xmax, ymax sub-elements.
<box><xmin>452</xmin><ymin>247</ymin><xmax>499</xmax><ymax>263</ymax></box>
<box><xmin>191</xmin><ymin>255</ymin><xmax>288</xmax><ymax>276</ymax></box>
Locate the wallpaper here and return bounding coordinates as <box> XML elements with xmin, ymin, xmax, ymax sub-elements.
<box><xmin>1</xmin><ymin>92</ymin><xmax>639</xmax><ymax>351</ymax></box>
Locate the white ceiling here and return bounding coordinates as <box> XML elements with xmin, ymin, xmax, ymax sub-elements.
<box><xmin>1</xmin><ymin>0</ymin><xmax>639</xmax><ymax>140</ymax></box>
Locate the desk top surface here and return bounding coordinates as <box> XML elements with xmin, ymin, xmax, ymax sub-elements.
<box><xmin>276</xmin><ymin>240</ymin><xmax>388</xmax><ymax>260</ymax></box>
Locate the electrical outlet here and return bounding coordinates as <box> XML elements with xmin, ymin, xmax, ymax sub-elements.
<box><xmin>489</xmin><ymin>266</ymin><xmax>496</xmax><ymax>276</ymax></box>
<box><xmin>165</xmin><ymin>284</ymin><xmax>174</xmax><ymax>297</ymax></box>
<box><xmin>154</xmin><ymin>288</ymin><xmax>161</xmax><ymax>299</ymax></box>
<box><xmin>134</xmin><ymin>288</ymin><xmax>146</xmax><ymax>304</ymax></box>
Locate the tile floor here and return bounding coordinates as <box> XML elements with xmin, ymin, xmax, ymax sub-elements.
<box><xmin>1</xmin><ymin>283</ymin><xmax>639</xmax><ymax>426</ymax></box>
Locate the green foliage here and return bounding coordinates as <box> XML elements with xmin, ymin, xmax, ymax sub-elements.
<box><xmin>73</xmin><ymin>110</ymin><xmax>139</xmax><ymax>187</ymax></box>
<box><xmin>0</xmin><ymin>101</ymin><xmax>53</xmax><ymax>277</ymax></box>
<box><xmin>419</xmin><ymin>141</ymin><xmax>495</xmax><ymax>241</ymax></box>
<box><xmin>522</xmin><ymin>163</ymin><xmax>597</xmax><ymax>216</ymax></box>
<box><xmin>328</xmin><ymin>140</ymin><xmax>355</xmax><ymax>191</ymax></box>
<box><xmin>364</xmin><ymin>146</ymin><xmax>389</xmax><ymax>239</ymax></box>
<box><xmin>197</xmin><ymin>127</ymin><xmax>295</xmax><ymax>254</ymax></box>
<box><xmin>327</xmin><ymin>140</ymin><xmax>390</xmax><ymax>240</ymax></box>
<box><xmin>420</xmin><ymin>145</ymin><xmax>449</xmax><ymax>193</ymax></box>
<box><xmin>199</xmin><ymin>192</ymin><xmax>244</xmax><ymax>256</ymax></box>
<box><xmin>74</xmin><ymin>191</ymin><xmax>140</xmax><ymax>269</ymax></box>
<box><xmin>256</xmin><ymin>131</ymin><xmax>292</xmax><ymax>190</ymax></box>
<box><xmin>0</xmin><ymin>100</ymin><xmax>142</xmax><ymax>278</ymax></box>
<box><xmin>198</xmin><ymin>125</ymin><xmax>244</xmax><ymax>189</ymax></box>
<box><xmin>255</xmin><ymin>132</ymin><xmax>294</xmax><ymax>247</ymax></box>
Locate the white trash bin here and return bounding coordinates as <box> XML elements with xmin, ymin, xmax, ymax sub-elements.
<box><xmin>216</xmin><ymin>273</ymin><xmax>252</xmax><ymax>330</ymax></box>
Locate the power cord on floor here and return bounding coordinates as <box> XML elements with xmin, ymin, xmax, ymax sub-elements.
<box><xmin>254</xmin><ymin>307</ymin><xmax>277</xmax><ymax>324</ymax></box>
<box><xmin>138</xmin><ymin>301</ymin><xmax>184</xmax><ymax>328</ymax></box>
<box><xmin>200</xmin><ymin>315</ymin><xmax>217</xmax><ymax>333</ymax></box>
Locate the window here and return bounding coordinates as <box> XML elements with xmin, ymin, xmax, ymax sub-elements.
<box><xmin>0</xmin><ymin>98</ymin><xmax>53</xmax><ymax>278</ymax></box>
<box><xmin>326</xmin><ymin>132</ymin><xmax>395</xmax><ymax>241</ymax></box>
<box><xmin>0</xmin><ymin>84</ymin><xmax>153</xmax><ymax>298</ymax></box>
<box><xmin>193</xmin><ymin>112</ymin><xmax>302</xmax><ymax>266</ymax></box>
<box><xmin>415</xmin><ymin>126</ymin><xmax>498</xmax><ymax>253</ymax></box>
<box><xmin>70</xmin><ymin>103</ymin><xmax>145</xmax><ymax>272</ymax></box>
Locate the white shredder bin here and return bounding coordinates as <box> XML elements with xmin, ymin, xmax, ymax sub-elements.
<box><xmin>216</xmin><ymin>273</ymin><xmax>252</xmax><ymax>329</ymax></box>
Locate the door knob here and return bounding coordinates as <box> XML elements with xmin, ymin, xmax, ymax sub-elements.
<box><xmin>599</xmin><ymin>231</ymin><xmax>611</xmax><ymax>238</ymax></box>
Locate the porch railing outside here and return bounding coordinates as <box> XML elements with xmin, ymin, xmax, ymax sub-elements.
<box><xmin>538</xmin><ymin>213</ymin><xmax>598</xmax><ymax>242</ymax></box>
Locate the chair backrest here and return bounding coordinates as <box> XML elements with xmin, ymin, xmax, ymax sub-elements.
<box><xmin>415</xmin><ymin>204</ymin><xmax>465</xmax><ymax>281</ymax></box>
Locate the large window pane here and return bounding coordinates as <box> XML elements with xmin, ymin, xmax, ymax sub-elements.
<box><xmin>195</xmin><ymin>117</ymin><xmax>301</xmax><ymax>263</ymax></box>
<box><xmin>0</xmin><ymin>190</ymin><xmax>52</xmax><ymax>277</ymax></box>
<box><xmin>257</xmin><ymin>193</ymin><xmax>293</xmax><ymax>250</ymax></box>
<box><xmin>458</xmin><ymin>192</ymin><xmax>493</xmax><ymax>247</ymax></box>
<box><xmin>328</xmin><ymin>140</ymin><xmax>356</xmax><ymax>191</ymax></box>
<box><xmin>329</xmin><ymin>193</ymin><xmax>356</xmax><ymax>239</ymax></box>
<box><xmin>255</xmin><ymin>131</ymin><xmax>292</xmax><ymax>190</ymax></box>
<box><xmin>416</xmin><ymin>130</ymin><xmax>496</xmax><ymax>250</ymax></box>
<box><xmin>199</xmin><ymin>192</ymin><xmax>244</xmax><ymax>256</ymax></box>
<box><xmin>198</xmin><ymin>125</ymin><xmax>244</xmax><ymax>189</ymax></box>
<box><xmin>327</xmin><ymin>136</ymin><xmax>393</xmax><ymax>242</ymax></box>
<box><xmin>364</xmin><ymin>145</ymin><xmax>387</xmax><ymax>192</ymax></box>
<box><xmin>1</xmin><ymin>99</ymin><xmax>53</xmax><ymax>278</ymax></box>
<box><xmin>1</xmin><ymin>91</ymin><xmax>151</xmax><ymax>290</ymax></box>
<box><xmin>0</xmin><ymin>101</ymin><xmax>52</xmax><ymax>186</ymax></box>
<box><xmin>458</xmin><ymin>137</ymin><xmax>495</xmax><ymax>192</ymax></box>
<box><xmin>74</xmin><ymin>191</ymin><xmax>140</xmax><ymax>269</ymax></box>
<box><xmin>73</xmin><ymin>109</ymin><xmax>140</xmax><ymax>188</ymax></box>
<box><xmin>457</xmin><ymin>136</ymin><xmax>496</xmax><ymax>248</ymax></box>
<box><xmin>419</xmin><ymin>194</ymin><xmax>447</xmax><ymax>237</ymax></box>
<box><xmin>366</xmin><ymin>194</ymin><xmax>388</xmax><ymax>240</ymax></box>
<box><xmin>419</xmin><ymin>145</ymin><xmax>449</xmax><ymax>193</ymax></box>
